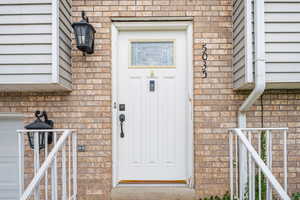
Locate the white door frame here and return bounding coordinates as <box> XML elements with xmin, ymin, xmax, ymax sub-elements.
<box><xmin>111</xmin><ymin>21</ymin><xmax>194</xmax><ymax>187</ymax></box>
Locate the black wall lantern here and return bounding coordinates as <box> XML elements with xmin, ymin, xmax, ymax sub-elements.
<box><xmin>25</xmin><ymin>111</ymin><xmax>53</xmax><ymax>150</ymax></box>
<box><xmin>72</xmin><ymin>11</ymin><xmax>96</xmax><ymax>55</ymax></box>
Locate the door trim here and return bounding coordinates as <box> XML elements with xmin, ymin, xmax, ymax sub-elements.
<box><xmin>111</xmin><ymin>21</ymin><xmax>194</xmax><ymax>187</ymax></box>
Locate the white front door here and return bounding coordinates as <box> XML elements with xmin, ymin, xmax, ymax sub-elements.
<box><xmin>116</xmin><ymin>30</ymin><xmax>189</xmax><ymax>182</ymax></box>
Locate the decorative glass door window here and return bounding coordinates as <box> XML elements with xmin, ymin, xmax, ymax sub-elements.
<box><xmin>130</xmin><ymin>40</ymin><xmax>175</xmax><ymax>68</ymax></box>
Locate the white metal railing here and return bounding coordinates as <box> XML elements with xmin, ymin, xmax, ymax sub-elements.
<box><xmin>229</xmin><ymin>128</ymin><xmax>290</xmax><ymax>200</ymax></box>
<box><xmin>18</xmin><ymin>129</ymin><xmax>77</xmax><ymax>200</ymax></box>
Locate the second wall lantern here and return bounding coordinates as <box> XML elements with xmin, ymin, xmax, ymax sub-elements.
<box><xmin>72</xmin><ymin>11</ymin><xmax>96</xmax><ymax>54</ymax></box>
<box><xmin>25</xmin><ymin>111</ymin><xmax>53</xmax><ymax>150</ymax></box>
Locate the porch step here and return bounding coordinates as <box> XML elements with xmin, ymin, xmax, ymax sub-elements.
<box><xmin>111</xmin><ymin>187</ymin><xmax>196</xmax><ymax>200</ymax></box>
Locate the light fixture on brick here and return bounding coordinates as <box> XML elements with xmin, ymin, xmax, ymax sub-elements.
<box><xmin>25</xmin><ymin>111</ymin><xmax>53</xmax><ymax>150</ymax></box>
<box><xmin>72</xmin><ymin>11</ymin><xmax>96</xmax><ymax>55</ymax></box>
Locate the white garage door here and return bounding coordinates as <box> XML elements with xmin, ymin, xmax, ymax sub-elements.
<box><xmin>0</xmin><ymin>114</ymin><xmax>23</xmax><ymax>200</ymax></box>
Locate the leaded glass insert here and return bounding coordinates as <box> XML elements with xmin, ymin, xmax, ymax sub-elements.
<box><xmin>131</xmin><ymin>41</ymin><xmax>174</xmax><ymax>67</ymax></box>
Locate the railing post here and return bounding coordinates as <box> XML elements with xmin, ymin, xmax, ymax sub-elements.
<box><xmin>45</xmin><ymin>132</ymin><xmax>48</xmax><ymax>200</ymax></box>
<box><xmin>34</xmin><ymin>132</ymin><xmax>40</xmax><ymax>200</ymax></box>
<box><xmin>239</xmin><ymin>133</ymin><xmax>248</xmax><ymax>200</ymax></box>
<box><xmin>252</xmin><ymin>160</ymin><xmax>256</xmax><ymax>200</ymax></box>
<box><xmin>62</xmin><ymin>142</ymin><xmax>67</xmax><ymax>200</ymax></box>
<box><xmin>266</xmin><ymin>130</ymin><xmax>273</xmax><ymax>200</ymax></box>
<box><xmin>235</xmin><ymin>135</ymin><xmax>239</xmax><ymax>198</ymax></box>
<box><xmin>51</xmin><ymin>132</ymin><xmax>57</xmax><ymax>200</ymax></box>
<box><xmin>248</xmin><ymin>132</ymin><xmax>253</xmax><ymax>200</ymax></box>
<box><xmin>68</xmin><ymin>136</ymin><xmax>72</xmax><ymax>199</ymax></box>
<box><xmin>283</xmin><ymin>130</ymin><xmax>288</xmax><ymax>192</ymax></box>
<box><xmin>238</xmin><ymin>114</ymin><xmax>248</xmax><ymax>200</ymax></box>
<box><xmin>229</xmin><ymin>131</ymin><xmax>233</xmax><ymax>200</ymax></box>
<box><xmin>72</xmin><ymin>132</ymin><xmax>77</xmax><ymax>200</ymax></box>
<box><xmin>18</xmin><ymin>132</ymin><xmax>24</xmax><ymax>198</ymax></box>
<box><xmin>258</xmin><ymin>133</ymin><xmax>262</xmax><ymax>200</ymax></box>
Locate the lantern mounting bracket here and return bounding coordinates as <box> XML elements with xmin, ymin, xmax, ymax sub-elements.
<box><xmin>82</xmin><ymin>11</ymin><xmax>89</xmax><ymax>23</ymax></box>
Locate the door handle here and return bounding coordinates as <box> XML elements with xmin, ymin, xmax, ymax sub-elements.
<box><xmin>119</xmin><ymin>114</ymin><xmax>125</xmax><ymax>138</ymax></box>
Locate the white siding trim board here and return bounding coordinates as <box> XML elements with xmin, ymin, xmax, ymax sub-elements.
<box><xmin>51</xmin><ymin>0</ymin><xmax>59</xmax><ymax>84</ymax></box>
<box><xmin>244</xmin><ymin>0</ymin><xmax>254</xmax><ymax>84</ymax></box>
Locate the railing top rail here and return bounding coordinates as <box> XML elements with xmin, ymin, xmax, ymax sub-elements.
<box><xmin>17</xmin><ymin>129</ymin><xmax>76</xmax><ymax>133</ymax></box>
<box><xmin>230</xmin><ymin>128</ymin><xmax>288</xmax><ymax>131</ymax></box>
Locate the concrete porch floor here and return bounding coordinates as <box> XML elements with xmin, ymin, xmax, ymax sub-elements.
<box><xmin>111</xmin><ymin>186</ymin><xmax>196</xmax><ymax>200</ymax></box>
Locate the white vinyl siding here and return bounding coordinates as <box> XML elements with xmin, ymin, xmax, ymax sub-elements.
<box><xmin>265</xmin><ymin>0</ymin><xmax>300</xmax><ymax>85</ymax></box>
<box><xmin>233</xmin><ymin>0</ymin><xmax>300</xmax><ymax>89</ymax></box>
<box><xmin>0</xmin><ymin>0</ymin><xmax>72</xmax><ymax>91</ymax></box>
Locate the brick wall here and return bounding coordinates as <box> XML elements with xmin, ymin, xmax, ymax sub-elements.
<box><xmin>0</xmin><ymin>0</ymin><xmax>299</xmax><ymax>199</ymax></box>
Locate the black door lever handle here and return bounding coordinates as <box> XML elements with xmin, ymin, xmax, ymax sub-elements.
<box><xmin>119</xmin><ymin>114</ymin><xmax>125</xmax><ymax>138</ymax></box>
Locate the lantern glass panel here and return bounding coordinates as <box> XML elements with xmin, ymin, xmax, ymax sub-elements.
<box><xmin>88</xmin><ymin>27</ymin><xmax>93</xmax><ymax>47</ymax></box>
<box><xmin>75</xmin><ymin>24</ymin><xmax>89</xmax><ymax>49</ymax></box>
<box><xmin>27</xmin><ymin>132</ymin><xmax>46</xmax><ymax>150</ymax></box>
